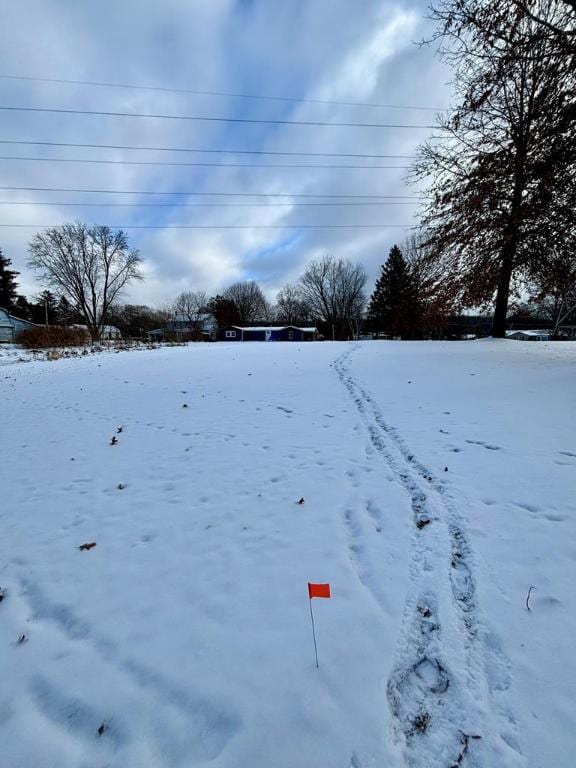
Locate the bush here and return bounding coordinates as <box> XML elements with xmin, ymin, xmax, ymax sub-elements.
<box><xmin>17</xmin><ymin>326</ymin><xmax>88</xmax><ymax>349</ymax></box>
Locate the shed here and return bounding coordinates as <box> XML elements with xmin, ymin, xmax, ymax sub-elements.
<box><xmin>0</xmin><ymin>307</ymin><xmax>38</xmax><ymax>342</ymax></box>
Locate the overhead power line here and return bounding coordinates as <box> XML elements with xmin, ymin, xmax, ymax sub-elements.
<box><xmin>0</xmin><ymin>73</ymin><xmax>445</xmax><ymax>112</ymax></box>
<box><xmin>0</xmin><ymin>155</ymin><xmax>410</xmax><ymax>170</ymax></box>
<box><xmin>0</xmin><ymin>139</ymin><xmax>417</xmax><ymax>160</ymax></box>
<box><xmin>0</xmin><ymin>185</ymin><xmax>426</xmax><ymax>199</ymax></box>
<box><xmin>0</xmin><ymin>223</ymin><xmax>415</xmax><ymax>230</ymax></box>
<box><xmin>0</xmin><ymin>105</ymin><xmax>435</xmax><ymax>130</ymax></box>
<box><xmin>0</xmin><ymin>200</ymin><xmax>418</xmax><ymax>208</ymax></box>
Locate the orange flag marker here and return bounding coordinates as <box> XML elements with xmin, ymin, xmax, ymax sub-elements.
<box><xmin>307</xmin><ymin>582</ymin><xmax>331</xmax><ymax>667</ymax></box>
<box><xmin>308</xmin><ymin>582</ymin><xmax>331</xmax><ymax>599</ymax></box>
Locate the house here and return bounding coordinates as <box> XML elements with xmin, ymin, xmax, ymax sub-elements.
<box><xmin>70</xmin><ymin>324</ymin><xmax>122</xmax><ymax>341</ymax></box>
<box><xmin>148</xmin><ymin>313</ymin><xmax>217</xmax><ymax>342</ymax></box>
<box><xmin>219</xmin><ymin>325</ymin><xmax>318</xmax><ymax>342</ymax></box>
<box><xmin>0</xmin><ymin>307</ymin><xmax>38</xmax><ymax>342</ymax></box>
<box><xmin>506</xmin><ymin>329</ymin><xmax>551</xmax><ymax>341</ymax></box>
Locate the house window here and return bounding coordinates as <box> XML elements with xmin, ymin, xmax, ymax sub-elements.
<box><xmin>288</xmin><ymin>330</ymin><xmax>294</xmax><ymax>340</ymax></box>
<box><xmin>225</xmin><ymin>330</ymin><xmax>237</xmax><ymax>338</ymax></box>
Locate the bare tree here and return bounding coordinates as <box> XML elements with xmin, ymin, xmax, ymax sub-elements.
<box><xmin>223</xmin><ymin>281</ymin><xmax>268</xmax><ymax>324</ymax></box>
<box><xmin>173</xmin><ymin>290</ymin><xmax>209</xmax><ymax>326</ymax></box>
<box><xmin>403</xmin><ymin>235</ymin><xmax>460</xmax><ymax>337</ymax></box>
<box><xmin>510</xmin><ymin>1</ymin><xmax>576</xmax><ymax>53</ymax></box>
<box><xmin>529</xmin><ymin>246</ymin><xmax>576</xmax><ymax>335</ymax></box>
<box><xmin>299</xmin><ymin>255</ymin><xmax>366</xmax><ymax>339</ymax></box>
<box><xmin>275</xmin><ymin>283</ymin><xmax>311</xmax><ymax>325</ymax></box>
<box><xmin>414</xmin><ymin>0</ymin><xmax>576</xmax><ymax>337</ymax></box>
<box><xmin>28</xmin><ymin>222</ymin><xmax>143</xmax><ymax>340</ymax></box>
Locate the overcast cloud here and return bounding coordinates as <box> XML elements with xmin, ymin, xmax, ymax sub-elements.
<box><xmin>0</xmin><ymin>0</ymin><xmax>450</xmax><ymax>305</ymax></box>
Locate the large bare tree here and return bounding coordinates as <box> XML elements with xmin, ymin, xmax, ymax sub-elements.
<box><xmin>414</xmin><ymin>0</ymin><xmax>576</xmax><ymax>336</ymax></box>
<box><xmin>275</xmin><ymin>283</ymin><xmax>311</xmax><ymax>325</ymax></box>
<box><xmin>223</xmin><ymin>281</ymin><xmax>268</xmax><ymax>324</ymax></box>
<box><xmin>28</xmin><ymin>222</ymin><xmax>143</xmax><ymax>340</ymax></box>
<box><xmin>173</xmin><ymin>290</ymin><xmax>209</xmax><ymax>325</ymax></box>
<box><xmin>299</xmin><ymin>255</ymin><xmax>366</xmax><ymax>339</ymax></box>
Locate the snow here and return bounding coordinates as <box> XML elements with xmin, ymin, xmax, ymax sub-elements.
<box><xmin>0</xmin><ymin>339</ymin><xmax>574</xmax><ymax>768</ymax></box>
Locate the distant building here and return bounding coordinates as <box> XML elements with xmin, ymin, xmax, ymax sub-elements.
<box><xmin>506</xmin><ymin>329</ymin><xmax>551</xmax><ymax>341</ymax></box>
<box><xmin>0</xmin><ymin>307</ymin><xmax>38</xmax><ymax>342</ymax></box>
<box><xmin>148</xmin><ymin>313</ymin><xmax>217</xmax><ymax>342</ymax></box>
<box><xmin>70</xmin><ymin>324</ymin><xmax>122</xmax><ymax>341</ymax></box>
<box><xmin>219</xmin><ymin>325</ymin><xmax>318</xmax><ymax>342</ymax></box>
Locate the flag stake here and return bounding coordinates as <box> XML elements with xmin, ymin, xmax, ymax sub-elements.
<box><xmin>309</xmin><ymin>597</ymin><xmax>319</xmax><ymax>668</ymax></box>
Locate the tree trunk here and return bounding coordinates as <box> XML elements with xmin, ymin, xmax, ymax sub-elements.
<box><xmin>492</xmin><ymin>160</ymin><xmax>525</xmax><ymax>338</ymax></box>
<box><xmin>492</xmin><ymin>250</ymin><xmax>515</xmax><ymax>337</ymax></box>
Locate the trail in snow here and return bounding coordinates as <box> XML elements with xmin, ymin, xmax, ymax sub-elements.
<box><xmin>334</xmin><ymin>346</ymin><xmax>525</xmax><ymax>768</ymax></box>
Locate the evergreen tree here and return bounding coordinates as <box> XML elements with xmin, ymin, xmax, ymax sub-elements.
<box><xmin>367</xmin><ymin>245</ymin><xmax>420</xmax><ymax>338</ymax></box>
<box><xmin>13</xmin><ymin>295</ymin><xmax>33</xmax><ymax>320</ymax></box>
<box><xmin>31</xmin><ymin>290</ymin><xmax>58</xmax><ymax>324</ymax></box>
<box><xmin>56</xmin><ymin>295</ymin><xmax>76</xmax><ymax>325</ymax></box>
<box><xmin>0</xmin><ymin>249</ymin><xmax>20</xmax><ymax>310</ymax></box>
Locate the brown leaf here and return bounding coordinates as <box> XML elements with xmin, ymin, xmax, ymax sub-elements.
<box><xmin>78</xmin><ymin>542</ymin><xmax>97</xmax><ymax>551</ymax></box>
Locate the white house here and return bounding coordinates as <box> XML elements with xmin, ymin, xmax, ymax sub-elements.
<box><xmin>0</xmin><ymin>307</ymin><xmax>38</xmax><ymax>342</ymax></box>
<box><xmin>506</xmin><ymin>329</ymin><xmax>551</xmax><ymax>341</ymax></box>
<box><xmin>70</xmin><ymin>324</ymin><xmax>122</xmax><ymax>341</ymax></box>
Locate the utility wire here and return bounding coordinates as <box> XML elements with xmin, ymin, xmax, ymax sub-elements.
<box><xmin>0</xmin><ymin>139</ymin><xmax>416</xmax><ymax>159</ymax></box>
<box><xmin>0</xmin><ymin>73</ymin><xmax>445</xmax><ymax>112</ymax></box>
<box><xmin>0</xmin><ymin>155</ymin><xmax>411</xmax><ymax>170</ymax></box>
<box><xmin>0</xmin><ymin>223</ymin><xmax>415</xmax><ymax>229</ymax></box>
<box><xmin>0</xmin><ymin>185</ymin><xmax>426</xmax><ymax>199</ymax></box>
<box><xmin>0</xmin><ymin>200</ymin><xmax>418</xmax><ymax>207</ymax></box>
<box><xmin>0</xmin><ymin>105</ymin><xmax>435</xmax><ymax>129</ymax></box>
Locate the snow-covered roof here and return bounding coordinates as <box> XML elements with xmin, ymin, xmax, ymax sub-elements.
<box><xmin>506</xmin><ymin>329</ymin><xmax>550</xmax><ymax>338</ymax></box>
<box><xmin>232</xmin><ymin>326</ymin><xmax>317</xmax><ymax>332</ymax></box>
<box><xmin>71</xmin><ymin>324</ymin><xmax>120</xmax><ymax>333</ymax></box>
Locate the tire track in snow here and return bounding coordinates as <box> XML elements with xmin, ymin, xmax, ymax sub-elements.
<box><xmin>334</xmin><ymin>346</ymin><xmax>524</xmax><ymax>768</ymax></box>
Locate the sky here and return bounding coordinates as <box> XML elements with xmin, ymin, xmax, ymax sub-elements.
<box><xmin>0</xmin><ymin>0</ymin><xmax>450</xmax><ymax>306</ymax></box>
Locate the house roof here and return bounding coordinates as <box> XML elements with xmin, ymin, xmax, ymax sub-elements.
<box><xmin>506</xmin><ymin>329</ymin><xmax>550</xmax><ymax>337</ymax></box>
<box><xmin>0</xmin><ymin>307</ymin><xmax>38</xmax><ymax>327</ymax></box>
<box><xmin>230</xmin><ymin>325</ymin><xmax>317</xmax><ymax>333</ymax></box>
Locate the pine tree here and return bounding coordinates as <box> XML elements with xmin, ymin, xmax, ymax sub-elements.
<box><xmin>56</xmin><ymin>295</ymin><xmax>75</xmax><ymax>325</ymax></box>
<box><xmin>367</xmin><ymin>245</ymin><xmax>420</xmax><ymax>338</ymax></box>
<box><xmin>0</xmin><ymin>249</ymin><xmax>20</xmax><ymax>310</ymax></box>
<box><xmin>31</xmin><ymin>290</ymin><xmax>58</xmax><ymax>324</ymax></box>
<box><xmin>13</xmin><ymin>295</ymin><xmax>32</xmax><ymax>320</ymax></box>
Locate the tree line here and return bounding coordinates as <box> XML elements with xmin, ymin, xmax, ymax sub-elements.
<box><xmin>1</xmin><ymin>230</ymin><xmax>573</xmax><ymax>342</ymax></box>
<box><xmin>2</xmin><ymin>0</ymin><xmax>576</xmax><ymax>343</ymax></box>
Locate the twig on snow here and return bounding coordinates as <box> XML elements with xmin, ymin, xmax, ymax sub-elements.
<box><xmin>526</xmin><ymin>586</ymin><xmax>536</xmax><ymax>611</ymax></box>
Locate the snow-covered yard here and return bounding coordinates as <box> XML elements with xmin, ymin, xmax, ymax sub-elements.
<box><xmin>0</xmin><ymin>340</ymin><xmax>574</xmax><ymax>768</ymax></box>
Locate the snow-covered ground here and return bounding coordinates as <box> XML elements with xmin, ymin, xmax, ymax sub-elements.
<box><xmin>0</xmin><ymin>340</ymin><xmax>574</xmax><ymax>768</ymax></box>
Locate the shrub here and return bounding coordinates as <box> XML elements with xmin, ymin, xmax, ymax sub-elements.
<box><xmin>17</xmin><ymin>326</ymin><xmax>88</xmax><ymax>349</ymax></box>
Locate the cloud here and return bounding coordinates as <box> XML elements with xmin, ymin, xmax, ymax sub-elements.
<box><xmin>0</xmin><ymin>0</ymin><xmax>449</xmax><ymax>306</ymax></box>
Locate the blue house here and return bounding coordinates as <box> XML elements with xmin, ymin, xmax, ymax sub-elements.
<box><xmin>219</xmin><ymin>325</ymin><xmax>317</xmax><ymax>342</ymax></box>
<box><xmin>0</xmin><ymin>307</ymin><xmax>38</xmax><ymax>342</ymax></box>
